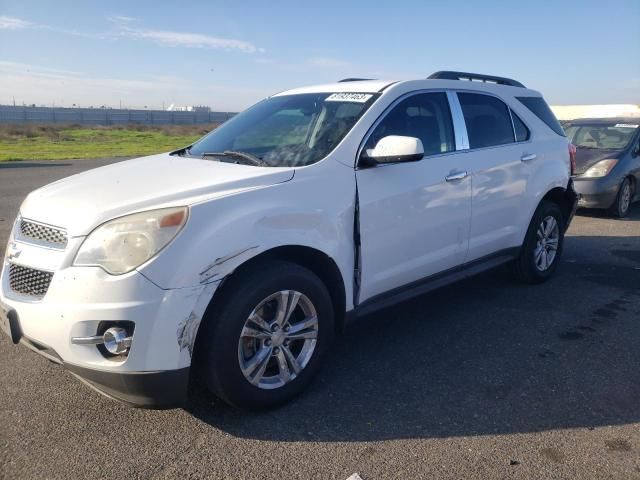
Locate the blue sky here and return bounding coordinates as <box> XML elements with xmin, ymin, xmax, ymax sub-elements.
<box><xmin>0</xmin><ymin>0</ymin><xmax>638</xmax><ymax>110</ymax></box>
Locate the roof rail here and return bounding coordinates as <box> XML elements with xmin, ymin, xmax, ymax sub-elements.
<box><xmin>338</xmin><ymin>78</ymin><xmax>374</xmax><ymax>83</ymax></box>
<box><xmin>428</xmin><ymin>71</ymin><xmax>526</xmax><ymax>88</ymax></box>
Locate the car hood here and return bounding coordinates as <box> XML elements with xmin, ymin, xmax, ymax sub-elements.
<box><xmin>20</xmin><ymin>153</ymin><xmax>295</xmax><ymax>236</ymax></box>
<box><xmin>574</xmin><ymin>147</ymin><xmax>621</xmax><ymax>175</ymax></box>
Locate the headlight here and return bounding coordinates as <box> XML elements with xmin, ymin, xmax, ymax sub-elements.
<box><xmin>74</xmin><ymin>207</ymin><xmax>188</xmax><ymax>275</ymax></box>
<box><xmin>582</xmin><ymin>159</ymin><xmax>618</xmax><ymax>178</ymax></box>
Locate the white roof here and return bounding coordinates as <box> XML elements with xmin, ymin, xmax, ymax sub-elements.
<box><xmin>275</xmin><ymin>78</ymin><xmax>540</xmax><ymax>97</ymax></box>
<box><xmin>275</xmin><ymin>80</ymin><xmax>396</xmax><ymax>96</ymax></box>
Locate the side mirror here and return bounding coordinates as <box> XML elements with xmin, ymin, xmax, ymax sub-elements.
<box><xmin>360</xmin><ymin>135</ymin><xmax>424</xmax><ymax>166</ymax></box>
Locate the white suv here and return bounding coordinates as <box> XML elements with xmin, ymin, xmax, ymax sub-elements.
<box><xmin>1</xmin><ymin>71</ymin><xmax>578</xmax><ymax>409</ymax></box>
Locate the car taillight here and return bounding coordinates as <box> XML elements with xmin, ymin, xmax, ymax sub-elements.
<box><xmin>568</xmin><ymin>143</ymin><xmax>577</xmax><ymax>176</ymax></box>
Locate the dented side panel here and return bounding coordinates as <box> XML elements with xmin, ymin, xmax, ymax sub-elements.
<box><xmin>137</xmin><ymin>158</ymin><xmax>358</xmax><ymax>311</ymax></box>
<box><xmin>198</xmin><ymin>246</ymin><xmax>259</xmax><ymax>284</ymax></box>
<box><xmin>175</xmin><ymin>281</ymin><xmax>218</xmax><ymax>362</ymax></box>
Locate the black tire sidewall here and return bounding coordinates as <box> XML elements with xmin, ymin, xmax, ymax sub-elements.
<box><xmin>203</xmin><ymin>261</ymin><xmax>334</xmax><ymax>409</ymax></box>
<box><xmin>521</xmin><ymin>201</ymin><xmax>564</xmax><ymax>282</ymax></box>
<box><xmin>614</xmin><ymin>179</ymin><xmax>631</xmax><ymax>218</ymax></box>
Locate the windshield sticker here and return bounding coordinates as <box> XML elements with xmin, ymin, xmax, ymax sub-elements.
<box><xmin>614</xmin><ymin>124</ymin><xmax>639</xmax><ymax>128</ymax></box>
<box><xmin>325</xmin><ymin>93</ymin><xmax>373</xmax><ymax>103</ymax></box>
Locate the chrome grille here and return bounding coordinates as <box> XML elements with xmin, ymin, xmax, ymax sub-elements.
<box><xmin>8</xmin><ymin>264</ymin><xmax>54</xmax><ymax>298</ymax></box>
<box><xmin>19</xmin><ymin>219</ymin><xmax>68</xmax><ymax>248</ymax></box>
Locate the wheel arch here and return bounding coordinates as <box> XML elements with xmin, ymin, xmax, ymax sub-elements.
<box><xmin>516</xmin><ymin>181</ymin><xmax>575</xmax><ymax>250</ymax></box>
<box><xmin>625</xmin><ymin>174</ymin><xmax>636</xmax><ymax>196</ymax></box>
<box><xmin>198</xmin><ymin>245</ymin><xmax>347</xmax><ymax>340</ymax></box>
<box><xmin>540</xmin><ymin>186</ymin><xmax>573</xmax><ymax>230</ymax></box>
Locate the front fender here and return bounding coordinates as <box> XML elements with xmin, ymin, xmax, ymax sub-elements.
<box><xmin>137</xmin><ymin>160</ymin><xmax>356</xmax><ymax>306</ymax></box>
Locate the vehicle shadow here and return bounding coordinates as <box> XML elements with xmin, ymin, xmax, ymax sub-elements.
<box><xmin>186</xmin><ymin>230</ymin><xmax>640</xmax><ymax>442</ymax></box>
<box><xmin>577</xmin><ymin>202</ymin><xmax>640</xmax><ymax>220</ymax></box>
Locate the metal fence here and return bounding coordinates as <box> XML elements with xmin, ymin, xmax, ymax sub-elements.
<box><xmin>0</xmin><ymin>105</ymin><xmax>236</xmax><ymax>125</ymax></box>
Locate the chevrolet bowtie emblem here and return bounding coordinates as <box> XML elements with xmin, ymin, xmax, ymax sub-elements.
<box><xmin>6</xmin><ymin>242</ymin><xmax>21</xmax><ymax>261</ymax></box>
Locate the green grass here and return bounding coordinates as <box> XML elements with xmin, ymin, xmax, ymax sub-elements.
<box><xmin>0</xmin><ymin>124</ymin><xmax>216</xmax><ymax>161</ymax></box>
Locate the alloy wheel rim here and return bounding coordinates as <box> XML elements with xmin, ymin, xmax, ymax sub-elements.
<box><xmin>620</xmin><ymin>183</ymin><xmax>631</xmax><ymax>213</ymax></box>
<box><xmin>534</xmin><ymin>215</ymin><xmax>560</xmax><ymax>271</ymax></box>
<box><xmin>237</xmin><ymin>290</ymin><xmax>318</xmax><ymax>390</ymax></box>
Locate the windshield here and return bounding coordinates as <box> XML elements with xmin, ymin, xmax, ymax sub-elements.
<box><xmin>564</xmin><ymin>123</ymin><xmax>638</xmax><ymax>150</ymax></box>
<box><xmin>187</xmin><ymin>92</ymin><xmax>378</xmax><ymax>167</ymax></box>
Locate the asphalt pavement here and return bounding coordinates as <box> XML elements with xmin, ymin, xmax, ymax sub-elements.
<box><xmin>1</xmin><ymin>158</ymin><xmax>639</xmax><ymax>479</ymax></box>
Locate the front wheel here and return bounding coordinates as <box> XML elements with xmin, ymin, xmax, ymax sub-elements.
<box><xmin>198</xmin><ymin>261</ymin><xmax>334</xmax><ymax>410</ymax></box>
<box><xmin>512</xmin><ymin>200</ymin><xmax>565</xmax><ymax>284</ymax></box>
<box><xmin>609</xmin><ymin>178</ymin><xmax>632</xmax><ymax>218</ymax></box>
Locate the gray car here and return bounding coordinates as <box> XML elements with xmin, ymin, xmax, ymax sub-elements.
<box><xmin>565</xmin><ymin>118</ymin><xmax>640</xmax><ymax>217</ymax></box>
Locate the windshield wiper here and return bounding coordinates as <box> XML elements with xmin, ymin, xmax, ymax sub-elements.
<box><xmin>224</xmin><ymin>150</ymin><xmax>268</xmax><ymax>166</ymax></box>
<box><xmin>200</xmin><ymin>150</ymin><xmax>267</xmax><ymax>167</ymax></box>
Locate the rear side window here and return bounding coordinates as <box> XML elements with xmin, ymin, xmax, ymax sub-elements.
<box><xmin>512</xmin><ymin>111</ymin><xmax>530</xmax><ymax>142</ymax></box>
<box><xmin>516</xmin><ymin>96</ymin><xmax>565</xmax><ymax>137</ymax></box>
<box><xmin>365</xmin><ymin>92</ymin><xmax>455</xmax><ymax>156</ymax></box>
<box><xmin>458</xmin><ymin>93</ymin><xmax>515</xmax><ymax>149</ymax></box>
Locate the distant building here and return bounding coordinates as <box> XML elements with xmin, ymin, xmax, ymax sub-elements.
<box><xmin>166</xmin><ymin>104</ymin><xmax>211</xmax><ymax>112</ymax></box>
<box><xmin>551</xmin><ymin>104</ymin><xmax>640</xmax><ymax>120</ymax></box>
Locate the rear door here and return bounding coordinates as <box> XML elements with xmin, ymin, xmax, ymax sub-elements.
<box><xmin>356</xmin><ymin>91</ymin><xmax>471</xmax><ymax>302</ymax></box>
<box><xmin>454</xmin><ymin>92</ymin><xmax>533</xmax><ymax>261</ymax></box>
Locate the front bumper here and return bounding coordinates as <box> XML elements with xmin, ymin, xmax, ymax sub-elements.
<box><xmin>1</xmin><ymin>257</ymin><xmax>217</xmax><ymax>407</ymax></box>
<box><xmin>67</xmin><ymin>363</ymin><xmax>190</xmax><ymax>408</ymax></box>
<box><xmin>574</xmin><ymin>175</ymin><xmax>621</xmax><ymax>209</ymax></box>
<box><xmin>1</xmin><ymin>304</ymin><xmax>190</xmax><ymax>407</ymax></box>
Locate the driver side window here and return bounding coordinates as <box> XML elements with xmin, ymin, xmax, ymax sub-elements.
<box><xmin>365</xmin><ymin>92</ymin><xmax>455</xmax><ymax>157</ymax></box>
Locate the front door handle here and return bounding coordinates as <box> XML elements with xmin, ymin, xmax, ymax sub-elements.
<box><xmin>445</xmin><ymin>171</ymin><xmax>468</xmax><ymax>182</ymax></box>
<box><xmin>521</xmin><ymin>153</ymin><xmax>537</xmax><ymax>162</ymax></box>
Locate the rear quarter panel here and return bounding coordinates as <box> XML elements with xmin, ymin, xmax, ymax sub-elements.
<box><xmin>507</xmin><ymin>97</ymin><xmax>571</xmax><ymax>243</ymax></box>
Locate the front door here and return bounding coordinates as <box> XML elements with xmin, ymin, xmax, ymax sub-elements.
<box><xmin>356</xmin><ymin>92</ymin><xmax>472</xmax><ymax>302</ymax></box>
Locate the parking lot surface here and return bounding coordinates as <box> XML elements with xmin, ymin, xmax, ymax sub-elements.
<box><xmin>1</xmin><ymin>158</ymin><xmax>639</xmax><ymax>479</ymax></box>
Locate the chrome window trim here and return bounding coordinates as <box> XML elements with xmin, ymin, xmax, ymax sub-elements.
<box><xmin>450</xmin><ymin>140</ymin><xmax>533</xmax><ymax>155</ymax></box>
<box><xmin>355</xmin><ymin>89</ymin><xmax>459</xmax><ymax>168</ymax></box>
<box><xmin>446</xmin><ymin>91</ymin><xmax>469</xmax><ymax>150</ymax></box>
<box><xmin>508</xmin><ymin>106</ymin><xmax>518</xmax><ymax>140</ymax></box>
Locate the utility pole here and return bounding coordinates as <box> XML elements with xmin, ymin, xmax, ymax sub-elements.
<box><xmin>12</xmin><ymin>96</ymin><xmax>16</xmax><ymax>106</ymax></box>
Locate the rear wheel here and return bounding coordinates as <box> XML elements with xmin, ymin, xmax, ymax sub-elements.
<box><xmin>199</xmin><ymin>261</ymin><xmax>334</xmax><ymax>410</ymax></box>
<box><xmin>609</xmin><ymin>177</ymin><xmax>632</xmax><ymax>218</ymax></box>
<box><xmin>512</xmin><ymin>200</ymin><xmax>564</xmax><ymax>284</ymax></box>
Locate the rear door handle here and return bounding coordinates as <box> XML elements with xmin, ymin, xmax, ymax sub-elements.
<box><xmin>445</xmin><ymin>171</ymin><xmax>468</xmax><ymax>182</ymax></box>
<box><xmin>521</xmin><ymin>153</ymin><xmax>537</xmax><ymax>162</ymax></box>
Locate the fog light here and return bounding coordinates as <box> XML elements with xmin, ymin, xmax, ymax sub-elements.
<box><xmin>103</xmin><ymin>327</ymin><xmax>132</xmax><ymax>355</ymax></box>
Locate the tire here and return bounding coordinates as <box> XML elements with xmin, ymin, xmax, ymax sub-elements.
<box><xmin>512</xmin><ymin>200</ymin><xmax>565</xmax><ymax>284</ymax></box>
<box><xmin>198</xmin><ymin>260</ymin><xmax>334</xmax><ymax>410</ymax></box>
<box><xmin>609</xmin><ymin>177</ymin><xmax>632</xmax><ymax>218</ymax></box>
